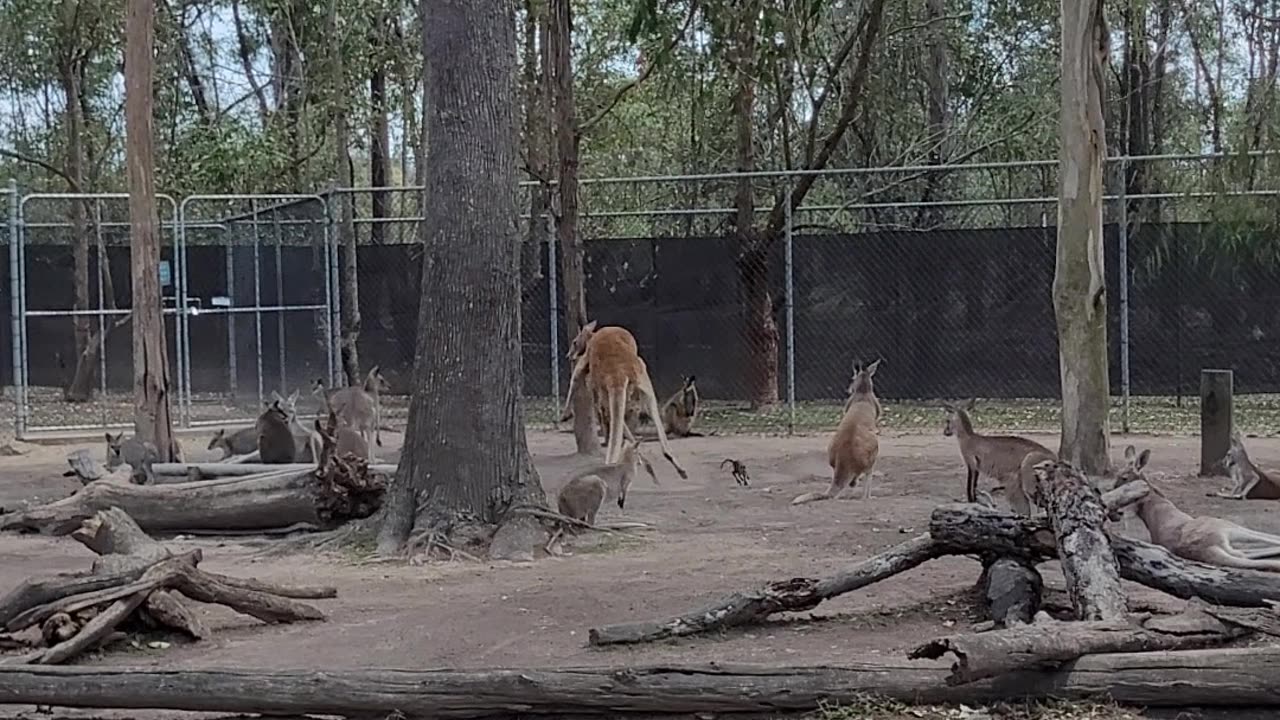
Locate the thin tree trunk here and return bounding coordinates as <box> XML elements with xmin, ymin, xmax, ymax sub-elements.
<box><xmin>230</xmin><ymin>0</ymin><xmax>271</xmax><ymax>123</ymax></box>
<box><xmin>549</xmin><ymin>0</ymin><xmax>596</xmax><ymax>453</ymax></box>
<box><xmin>523</xmin><ymin>0</ymin><xmax>551</xmax><ymax>277</ymax></box>
<box><xmin>915</xmin><ymin>0</ymin><xmax>950</xmax><ymax>229</ymax></box>
<box><xmin>330</xmin><ymin>0</ymin><xmax>359</xmax><ymax>386</ymax></box>
<box><xmin>369</xmin><ymin>17</ymin><xmax>390</xmax><ymax>247</ymax></box>
<box><xmin>1053</xmin><ymin>0</ymin><xmax>1111</xmax><ymax>475</ymax></box>
<box><xmin>58</xmin><ymin>17</ymin><xmax>95</xmax><ymax>402</ymax></box>
<box><xmin>125</xmin><ymin>0</ymin><xmax>178</xmax><ymax>463</ymax></box>
<box><xmin>376</xmin><ymin>0</ymin><xmax>546</xmax><ymax>555</ymax></box>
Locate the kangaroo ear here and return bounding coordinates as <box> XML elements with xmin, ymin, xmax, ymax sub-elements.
<box><xmin>583</xmin><ymin>320</ymin><xmax>597</xmax><ymax>333</ymax></box>
<box><xmin>1123</xmin><ymin>445</ymin><xmax>1136</xmax><ymax>461</ymax></box>
<box><xmin>866</xmin><ymin>359</ymin><xmax>881</xmax><ymax>376</ymax></box>
<box><xmin>104</xmin><ymin>432</ymin><xmax>115</xmax><ymax>444</ymax></box>
<box><xmin>1136</xmin><ymin>448</ymin><xmax>1151</xmax><ymax>470</ymax></box>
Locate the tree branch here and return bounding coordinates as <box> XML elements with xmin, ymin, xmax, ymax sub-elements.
<box><xmin>577</xmin><ymin>0</ymin><xmax>699</xmax><ymax>135</ymax></box>
<box><xmin>0</xmin><ymin>147</ymin><xmax>80</xmax><ymax>191</ymax></box>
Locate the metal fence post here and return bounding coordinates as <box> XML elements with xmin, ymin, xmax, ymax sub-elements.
<box><xmin>7</xmin><ymin>180</ymin><xmax>23</xmax><ymax>438</ymax></box>
<box><xmin>93</xmin><ymin>200</ymin><xmax>108</xmax><ymax>428</ymax></box>
<box><xmin>784</xmin><ymin>182</ymin><xmax>796</xmax><ymax>434</ymax></box>
<box><xmin>1117</xmin><ymin>157</ymin><xmax>1131</xmax><ymax>434</ymax></box>
<box><xmin>326</xmin><ymin>193</ymin><xmax>340</xmax><ymax>388</ymax></box>
<box><xmin>547</xmin><ymin>213</ymin><xmax>560</xmax><ymax>406</ymax></box>
<box><xmin>250</xmin><ymin>199</ymin><xmax>264</xmax><ymax>406</ymax></box>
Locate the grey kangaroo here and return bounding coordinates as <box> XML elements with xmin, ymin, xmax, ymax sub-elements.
<box><xmin>104</xmin><ymin>432</ymin><xmax>159</xmax><ymax>485</ymax></box>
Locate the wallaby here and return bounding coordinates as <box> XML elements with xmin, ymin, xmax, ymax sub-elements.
<box><xmin>1214</xmin><ymin>431</ymin><xmax>1280</xmax><ymax>500</ymax></box>
<box><xmin>560</xmin><ymin>321</ymin><xmax>688</xmax><ymax>480</ymax></box>
<box><xmin>207</xmin><ymin>426</ymin><xmax>257</xmax><ymax>460</ymax></box>
<box><xmin>1114</xmin><ymin>445</ymin><xmax>1280</xmax><ymax>572</ymax></box>
<box><xmin>313</xmin><ymin>411</ymin><xmax>369</xmax><ymax>461</ymax></box>
<box><xmin>943</xmin><ymin>399</ymin><xmax>1056</xmax><ymax>516</ymax></box>
<box><xmin>257</xmin><ymin>400</ymin><xmax>298</xmax><ymax>464</ymax></box>
<box><xmin>312</xmin><ymin>367</ymin><xmax>386</xmax><ymax>460</ymax></box>
<box><xmin>559</xmin><ymin>438</ymin><xmax>657</xmax><ymax>519</ymax></box>
<box><xmin>271</xmin><ymin>390</ymin><xmax>321</xmax><ymax>464</ymax></box>
<box><xmin>104</xmin><ymin>432</ymin><xmax>158</xmax><ymax>485</ymax></box>
<box><xmin>660</xmin><ymin>375</ymin><xmax>701</xmax><ymax>437</ymax></box>
<box><xmin>792</xmin><ymin>359</ymin><xmax>882</xmax><ymax>505</ymax></box>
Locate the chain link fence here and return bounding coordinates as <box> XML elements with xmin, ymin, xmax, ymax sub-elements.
<box><xmin>4</xmin><ymin>153</ymin><xmax>1278</xmax><ymax>438</ymax></box>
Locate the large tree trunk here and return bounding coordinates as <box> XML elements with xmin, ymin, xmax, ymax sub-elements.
<box><xmin>369</xmin><ymin>15</ymin><xmax>390</xmax><ymax>248</ymax></box>
<box><xmin>915</xmin><ymin>0</ymin><xmax>950</xmax><ymax>229</ymax></box>
<box><xmin>549</xmin><ymin>0</ymin><xmax>595</xmax><ymax>454</ymax></box>
<box><xmin>9</xmin><ymin>649</ymin><xmax>1280</xmax><ymax>713</ymax></box>
<box><xmin>330</xmin><ymin>0</ymin><xmax>360</xmax><ymax>386</ymax></box>
<box><xmin>1053</xmin><ymin>0</ymin><xmax>1111</xmax><ymax>475</ymax></box>
<box><xmin>124</xmin><ymin>0</ymin><xmax>177</xmax><ymax>462</ymax></box>
<box><xmin>376</xmin><ymin>0</ymin><xmax>547</xmax><ymax>556</ymax></box>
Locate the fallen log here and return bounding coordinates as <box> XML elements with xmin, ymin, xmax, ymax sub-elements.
<box><xmin>1030</xmin><ymin>460</ymin><xmax>1127</xmax><ymax>621</ymax></box>
<box><xmin>588</xmin><ymin>533</ymin><xmax>941</xmax><ymax>646</ymax></box>
<box><xmin>7</xmin><ymin>648</ymin><xmax>1280</xmax><ymax>715</ymax></box>
<box><xmin>1</xmin><ymin>463</ymin><xmax>384</xmax><ymax>534</ymax></box>
<box><xmin>931</xmin><ymin>503</ymin><xmax>1280</xmax><ymax>607</ymax></box>
<box><xmin>150</xmin><ymin>462</ymin><xmax>398</xmax><ymax>478</ymax></box>
<box><xmin>910</xmin><ymin>608</ymin><xmax>1249</xmax><ymax>685</ymax></box>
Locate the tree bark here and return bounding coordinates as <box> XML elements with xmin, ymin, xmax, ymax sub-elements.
<box><xmin>369</xmin><ymin>12</ymin><xmax>390</xmax><ymax>249</ymax></box>
<box><xmin>125</xmin><ymin>0</ymin><xmax>177</xmax><ymax>463</ymax></box>
<box><xmin>329</xmin><ymin>0</ymin><xmax>360</xmax><ymax>387</ymax></box>
<box><xmin>979</xmin><ymin>556</ymin><xmax>1042</xmax><ymax>627</ymax></box>
<box><xmin>375</xmin><ymin>0</ymin><xmax>547</xmax><ymax>555</ymax></box>
<box><xmin>0</xmin><ymin>468</ymin><xmax>383</xmax><ymax>534</ymax></box>
<box><xmin>1053</xmin><ymin>0</ymin><xmax>1111</xmax><ymax>475</ymax></box>
<box><xmin>10</xmin><ymin>649</ymin><xmax>1280</xmax><ymax>713</ymax></box>
<box><xmin>915</xmin><ymin>0</ymin><xmax>950</xmax><ymax>228</ymax></box>
<box><xmin>549</xmin><ymin>0</ymin><xmax>596</xmax><ymax>454</ymax></box>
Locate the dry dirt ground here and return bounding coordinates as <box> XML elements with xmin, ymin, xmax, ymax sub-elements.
<box><xmin>1</xmin><ymin>427</ymin><xmax>1279</xmax><ymax>717</ymax></box>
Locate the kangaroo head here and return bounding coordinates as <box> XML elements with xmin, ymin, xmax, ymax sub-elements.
<box><xmin>568</xmin><ymin>320</ymin><xmax>598</xmax><ymax>361</ymax></box>
<box><xmin>941</xmin><ymin>398</ymin><xmax>976</xmax><ymax>437</ymax></box>
<box><xmin>1110</xmin><ymin>445</ymin><xmax>1154</xmax><ymax>520</ymax></box>
<box><xmin>363</xmin><ymin>366</ymin><xmax>391</xmax><ymax>394</ymax></box>
<box><xmin>104</xmin><ymin>432</ymin><xmax>124</xmax><ymax>468</ymax></box>
<box><xmin>680</xmin><ymin>376</ymin><xmax>699</xmax><ymax>415</ymax></box>
<box><xmin>207</xmin><ymin>428</ymin><xmax>227</xmax><ymax>450</ymax></box>
<box><xmin>263</xmin><ymin>399</ymin><xmax>290</xmax><ymax>425</ymax></box>
<box><xmin>848</xmin><ymin>358</ymin><xmax>881</xmax><ymax>397</ymax></box>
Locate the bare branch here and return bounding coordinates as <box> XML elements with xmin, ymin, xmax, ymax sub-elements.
<box><xmin>0</xmin><ymin>147</ymin><xmax>81</xmax><ymax>191</ymax></box>
<box><xmin>578</xmin><ymin>0</ymin><xmax>699</xmax><ymax>135</ymax></box>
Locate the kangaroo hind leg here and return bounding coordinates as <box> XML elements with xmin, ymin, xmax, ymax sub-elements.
<box><xmin>635</xmin><ymin>371</ymin><xmax>687</xmax><ymax>480</ymax></box>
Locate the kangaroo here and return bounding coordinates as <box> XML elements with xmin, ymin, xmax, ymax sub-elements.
<box><xmin>104</xmin><ymin>433</ymin><xmax>158</xmax><ymax>485</ymax></box>
<box><xmin>559</xmin><ymin>438</ymin><xmax>657</xmax><ymax>518</ymax></box>
<box><xmin>660</xmin><ymin>375</ymin><xmax>701</xmax><ymax>437</ymax></box>
<box><xmin>313</xmin><ymin>412</ymin><xmax>369</xmax><ymax>461</ymax></box>
<box><xmin>272</xmin><ymin>390</ymin><xmax>321</xmax><ymax>464</ymax></box>
<box><xmin>207</xmin><ymin>426</ymin><xmax>257</xmax><ymax>460</ymax></box>
<box><xmin>792</xmin><ymin>359</ymin><xmax>882</xmax><ymax>505</ymax></box>
<box><xmin>560</xmin><ymin>321</ymin><xmax>688</xmax><ymax>480</ymax></box>
<box><xmin>943</xmin><ymin>399</ymin><xmax>1056</xmax><ymax>516</ymax></box>
<box><xmin>257</xmin><ymin>399</ymin><xmax>298</xmax><ymax>464</ymax></box>
<box><xmin>312</xmin><ymin>367</ymin><xmax>385</xmax><ymax>460</ymax></box>
<box><xmin>1214</xmin><ymin>431</ymin><xmax>1280</xmax><ymax>500</ymax></box>
<box><xmin>1114</xmin><ymin>445</ymin><xmax>1280</xmax><ymax>572</ymax></box>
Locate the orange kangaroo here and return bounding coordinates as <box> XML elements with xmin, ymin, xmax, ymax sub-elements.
<box><xmin>561</xmin><ymin>321</ymin><xmax>688</xmax><ymax>480</ymax></box>
<box><xmin>793</xmin><ymin>359</ymin><xmax>882</xmax><ymax>504</ymax></box>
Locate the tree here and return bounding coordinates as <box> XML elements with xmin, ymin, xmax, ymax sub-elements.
<box><xmin>1053</xmin><ymin>0</ymin><xmax>1110</xmax><ymax>474</ymax></box>
<box><xmin>124</xmin><ymin>0</ymin><xmax>178</xmax><ymax>462</ymax></box>
<box><xmin>376</xmin><ymin>0</ymin><xmax>547</xmax><ymax>558</ymax></box>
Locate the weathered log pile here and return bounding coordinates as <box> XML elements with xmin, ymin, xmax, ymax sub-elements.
<box><xmin>589</xmin><ymin>460</ymin><xmax>1280</xmax><ymax>705</ymax></box>
<box><xmin>0</xmin><ymin>508</ymin><xmax>334</xmax><ymax>665</ymax></box>
<box><xmin>1</xmin><ymin>441</ymin><xmax>387</xmax><ymax>536</ymax></box>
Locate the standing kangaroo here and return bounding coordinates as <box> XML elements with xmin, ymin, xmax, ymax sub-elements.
<box><xmin>104</xmin><ymin>433</ymin><xmax>159</xmax><ymax>485</ymax></box>
<box><xmin>660</xmin><ymin>375</ymin><xmax>701</xmax><ymax>437</ymax></box>
<box><xmin>1114</xmin><ymin>445</ymin><xmax>1280</xmax><ymax>571</ymax></box>
<box><xmin>313</xmin><ymin>367</ymin><xmax>387</xmax><ymax>459</ymax></box>
<box><xmin>943</xmin><ymin>399</ymin><xmax>1056</xmax><ymax>516</ymax></box>
<box><xmin>560</xmin><ymin>321</ymin><xmax>688</xmax><ymax>480</ymax></box>
<box><xmin>792</xmin><ymin>359</ymin><xmax>882</xmax><ymax>505</ymax></box>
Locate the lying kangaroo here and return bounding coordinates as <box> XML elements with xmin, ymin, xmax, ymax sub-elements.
<box><xmin>561</xmin><ymin>321</ymin><xmax>687</xmax><ymax>480</ymax></box>
<box><xmin>104</xmin><ymin>432</ymin><xmax>158</xmax><ymax>485</ymax></box>
<box><xmin>313</xmin><ymin>367</ymin><xmax>387</xmax><ymax>460</ymax></box>
<box><xmin>559</xmin><ymin>438</ymin><xmax>657</xmax><ymax>520</ymax></box>
<box><xmin>207</xmin><ymin>426</ymin><xmax>257</xmax><ymax>460</ymax></box>
<box><xmin>793</xmin><ymin>359</ymin><xmax>882</xmax><ymax>504</ymax></box>
<box><xmin>257</xmin><ymin>399</ymin><xmax>298</xmax><ymax>464</ymax></box>
<box><xmin>1114</xmin><ymin>445</ymin><xmax>1280</xmax><ymax>572</ymax></box>
<box><xmin>1214</xmin><ymin>431</ymin><xmax>1280</xmax><ymax>500</ymax></box>
<box><xmin>943</xmin><ymin>399</ymin><xmax>1055</xmax><ymax>516</ymax></box>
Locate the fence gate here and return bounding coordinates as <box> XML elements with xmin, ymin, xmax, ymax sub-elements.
<box><xmin>177</xmin><ymin>194</ymin><xmax>337</xmax><ymax>429</ymax></box>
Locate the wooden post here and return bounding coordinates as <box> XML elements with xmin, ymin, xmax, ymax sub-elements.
<box><xmin>1200</xmin><ymin>369</ymin><xmax>1234</xmax><ymax>476</ymax></box>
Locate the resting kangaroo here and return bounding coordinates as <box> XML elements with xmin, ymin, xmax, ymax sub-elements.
<box><xmin>257</xmin><ymin>399</ymin><xmax>298</xmax><ymax>464</ymax></box>
<box><xmin>560</xmin><ymin>321</ymin><xmax>687</xmax><ymax>479</ymax></box>
<box><xmin>104</xmin><ymin>433</ymin><xmax>159</xmax><ymax>485</ymax></box>
<box><xmin>943</xmin><ymin>399</ymin><xmax>1055</xmax><ymax>516</ymax></box>
<box><xmin>660</xmin><ymin>375</ymin><xmax>701</xmax><ymax>437</ymax></box>
<box><xmin>792</xmin><ymin>359</ymin><xmax>882</xmax><ymax>505</ymax></box>
<box><xmin>313</xmin><ymin>411</ymin><xmax>369</xmax><ymax>461</ymax></box>
<box><xmin>1115</xmin><ymin>445</ymin><xmax>1280</xmax><ymax>572</ymax></box>
<box><xmin>207</xmin><ymin>426</ymin><xmax>257</xmax><ymax>460</ymax></box>
<box><xmin>1214</xmin><ymin>431</ymin><xmax>1280</xmax><ymax>500</ymax></box>
<box><xmin>559</xmin><ymin>438</ymin><xmax>657</xmax><ymax>519</ymax></box>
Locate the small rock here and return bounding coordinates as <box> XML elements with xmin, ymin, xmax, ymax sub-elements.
<box><xmin>0</xmin><ymin>441</ymin><xmax>35</xmax><ymax>456</ymax></box>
